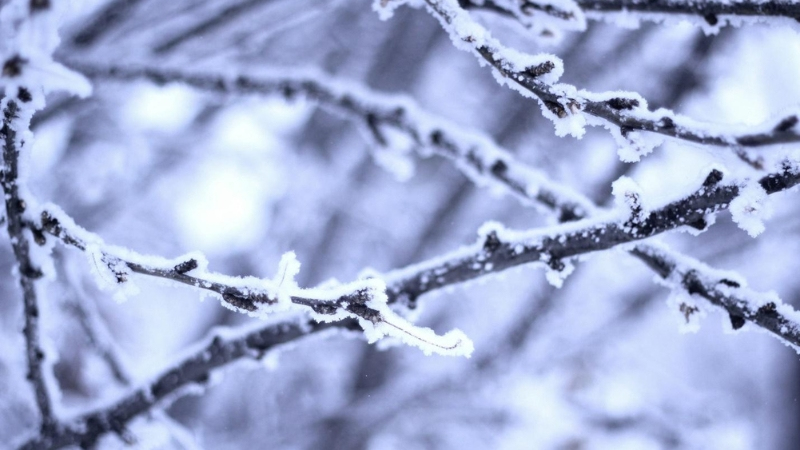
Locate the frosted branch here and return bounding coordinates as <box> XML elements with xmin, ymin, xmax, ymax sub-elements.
<box><xmin>68</xmin><ymin>61</ymin><xmax>800</xmax><ymax>346</ymax></box>
<box><xmin>1</xmin><ymin>98</ymin><xmax>56</xmax><ymax>434</ymax></box>
<box><xmin>632</xmin><ymin>244</ymin><xmax>800</xmax><ymax>346</ymax></box>
<box><xmin>35</xmin><ymin>207</ymin><xmax>473</xmax><ymax>358</ymax></box>
<box><xmin>462</xmin><ymin>0</ymin><xmax>800</xmax><ymax>30</ymax></box>
<box><xmin>19</xmin><ymin>320</ymin><xmax>353</xmax><ymax>450</ymax></box>
<box><xmin>70</xmin><ymin>61</ymin><xmax>596</xmax><ymax>222</ymax></box>
<box><xmin>378</xmin><ymin>0</ymin><xmax>800</xmax><ymax>160</ymax></box>
<box><xmin>383</xmin><ymin>161</ymin><xmax>800</xmax><ymax>308</ymax></box>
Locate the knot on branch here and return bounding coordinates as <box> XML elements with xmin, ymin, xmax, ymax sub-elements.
<box><xmin>2</xmin><ymin>55</ymin><xmax>26</xmax><ymax>78</ymax></box>
<box><xmin>20</xmin><ymin>262</ymin><xmax>44</xmax><ymax>279</ymax></box>
<box><xmin>544</xmin><ymin>100</ymin><xmax>567</xmax><ymax>118</ymax></box>
<box><xmin>221</xmin><ymin>289</ymin><xmax>264</xmax><ymax>312</ymax></box>
<box><xmin>686</xmin><ymin>216</ymin><xmax>708</xmax><ymax>231</ymax></box>
<box><xmin>773</xmin><ymin>115</ymin><xmax>798</xmax><ymax>133</ymax></box>
<box><xmin>703</xmin><ymin>169</ymin><xmax>724</xmax><ymax>188</ymax></box>
<box><xmin>606</xmin><ymin>97</ymin><xmax>640</xmax><ymax>110</ymax></box>
<box><xmin>174</xmin><ymin>259</ymin><xmax>198</xmax><ymax>274</ymax></box>
<box><xmin>612</xmin><ymin>176</ymin><xmax>647</xmax><ymax>225</ymax></box>
<box><xmin>718</xmin><ymin>278</ymin><xmax>741</xmax><ymax>288</ymax></box>
<box><xmin>757</xmin><ymin>302</ymin><xmax>777</xmax><ymax>315</ymax></box>
<box><xmin>523</xmin><ymin>60</ymin><xmax>555</xmax><ymax>78</ymax></box>
<box><xmin>482</xmin><ymin>230</ymin><xmax>502</xmax><ymax>253</ymax></box>
<box><xmin>729</xmin><ymin>314</ymin><xmax>746</xmax><ymax>330</ymax></box>
<box><xmin>489</xmin><ymin>159</ymin><xmax>507</xmax><ymax>176</ymax></box>
<box><xmin>101</xmin><ymin>256</ymin><xmax>129</xmax><ymax>283</ymax></box>
<box><xmin>683</xmin><ymin>270</ymin><xmax>707</xmax><ymax>297</ymax></box>
<box><xmin>547</xmin><ymin>257</ymin><xmax>564</xmax><ymax>272</ymax></box>
<box><xmin>658</xmin><ymin>116</ymin><xmax>675</xmax><ymax>129</ymax></box>
<box><xmin>429</xmin><ymin>129</ymin><xmax>444</xmax><ymax>146</ymax></box>
<box><xmin>17</xmin><ymin>87</ymin><xmax>32</xmax><ymax>103</ymax></box>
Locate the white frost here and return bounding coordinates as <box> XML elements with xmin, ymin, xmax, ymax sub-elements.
<box><xmin>729</xmin><ymin>182</ymin><xmax>772</xmax><ymax>237</ymax></box>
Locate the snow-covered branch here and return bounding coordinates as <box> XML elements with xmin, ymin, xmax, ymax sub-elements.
<box><xmin>632</xmin><ymin>244</ymin><xmax>800</xmax><ymax>345</ymax></box>
<box><xmin>383</xmin><ymin>161</ymin><xmax>800</xmax><ymax>307</ymax></box>
<box><xmin>461</xmin><ymin>0</ymin><xmax>800</xmax><ymax>31</ymax></box>
<box><xmin>1</xmin><ymin>98</ymin><xmax>56</xmax><ymax>434</ymax></box>
<box><xmin>70</xmin><ymin>61</ymin><xmax>596</xmax><ymax>220</ymax></box>
<box><xmin>69</xmin><ymin>61</ymin><xmax>800</xmax><ymax>347</ymax></box>
<box><xmin>35</xmin><ymin>206</ymin><xmax>472</xmax><ymax>358</ymax></box>
<box><xmin>19</xmin><ymin>319</ymin><xmax>353</xmax><ymax>450</ymax></box>
<box><xmin>377</xmin><ymin>0</ymin><xmax>800</xmax><ymax>162</ymax></box>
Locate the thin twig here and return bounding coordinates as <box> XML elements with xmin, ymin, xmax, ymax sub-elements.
<box><xmin>424</xmin><ymin>0</ymin><xmax>800</xmax><ymax>152</ymax></box>
<box><xmin>462</xmin><ymin>0</ymin><xmax>800</xmax><ymax>26</ymax></box>
<box><xmin>66</xmin><ymin>63</ymin><xmax>800</xmax><ymax>343</ymax></box>
<box><xmin>0</xmin><ymin>99</ymin><xmax>56</xmax><ymax>434</ymax></box>
<box><xmin>19</xmin><ymin>319</ymin><xmax>357</xmax><ymax>450</ymax></box>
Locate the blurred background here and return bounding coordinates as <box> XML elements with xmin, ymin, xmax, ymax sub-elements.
<box><xmin>2</xmin><ymin>0</ymin><xmax>800</xmax><ymax>448</ymax></box>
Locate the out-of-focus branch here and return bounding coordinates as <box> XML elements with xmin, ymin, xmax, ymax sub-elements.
<box><xmin>71</xmin><ymin>61</ymin><xmax>594</xmax><ymax>221</ymax></box>
<box><xmin>60</xmin><ymin>289</ymin><xmax>131</xmax><ymax>386</ymax></box>
<box><xmin>70</xmin><ymin>0</ymin><xmax>145</xmax><ymax>48</ymax></box>
<box><xmin>69</xmin><ymin>62</ymin><xmax>800</xmax><ymax>345</ymax></box>
<box><xmin>391</xmin><ymin>0</ymin><xmax>800</xmax><ymax>158</ymax></box>
<box><xmin>19</xmin><ymin>319</ymin><xmax>356</xmax><ymax>450</ymax></box>
<box><xmin>21</xmin><ymin>62</ymin><xmax>800</xmax><ymax>448</ymax></box>
<box><xmin>0</xmin><ymin>99</ymin><xmax>56</xmax><ymax>434</ymax></box>
<box><xmin>461</xmin><ymin>0</ymin><xmax>800</xmax><ymax>28</ymax></box>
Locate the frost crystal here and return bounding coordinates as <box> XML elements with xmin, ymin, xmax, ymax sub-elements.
<box><xmin>730</xmin><ymin>182</ymin><xmax>772</xmax><ymax>238</ymax></box>
<box><xmin>612</xmin><ymin>176</ymin><xmax>647</xmax><ymax>223</ymax></box>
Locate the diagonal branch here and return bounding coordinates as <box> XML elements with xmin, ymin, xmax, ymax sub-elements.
<box><xmin>35</xmin><ymin>207</ymin><xmax>472</xmax><ymax>358</ymax></box>
<box><xmin>19</xmin><ymin>319</ymin><xmax>356</xmax><ymax>450</ymax></box>
<box><xmin>0</xmin><ymin>98</ymin><xmax>56</xmax><ymax>434</ymax></box>
<box><xmin>385</xmin><ymin>0</ymin><xmax>800</xmax><ymax>159</ymax></box>
<box><xmin>22</xmin><ymin>64</ymin><xmax>800</xmax><ymax>448</ymax></box>
<box><xmin>461</xmin><ymin>0</ymin><xmax>800</xmax><ymax>29</ymax></box>
<box><xmin>70</xmin><ymin>61</ymin><xmax>596</xmax><ymax>221</ymax></box>
<box><xmin>71</xmin><ymin>62</ymin><xmax>800</xmax><ymax>345</ymax></box>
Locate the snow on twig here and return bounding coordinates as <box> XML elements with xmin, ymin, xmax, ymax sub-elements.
<box><xmin>461</xmin><ymin>0</ymin><xmax>800</xmax><ymax>33</ymax></box>
<box><xmin>375</xmin><ymin>0</ymin><xmax>800</xmax><ymax>162</ymax></box>
<box><xmin>71</xmin><ymin>61</ymin><xmax>596</xmax><ymax>222</ymax></box>
<box><xmin>0</xmin><ymin>0</ymin><xmax>92</xmax><ymax>435</ymax></box>
<box><xmin>71</xmin><ymin>61</ymin><xmax>800</xmax><ymax>347</ymax></box>
<box><xmin>36</xmin><ymin>205</ymin><xmax>473</xmax><ymax>359</ymax></box>
<box><xmin>18</xmin><ymin>319</ymin><xmax>355</xmax><ymax>450</ymax></box>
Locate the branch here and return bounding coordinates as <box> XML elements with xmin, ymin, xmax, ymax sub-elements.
<box><xmin>378</xmin><ymin>0</ymin><xmax>800</xmax><ymax>161</ymax></box>
<box><xmin>461</xmin><ymin>0</ymin><xmax>800</xmax><ymax>29</ymax></box>
<box><xmin>0</xmin><ymin>98</ymin><xmax>56</xmax><ymax>434</ymax></box>
<box><xmin>381</xmin><ymin>162</ymin><xmax>800</xmax><ymax>307</ymax></box>
<box><xmin>19</xmin><ymin>319</ymin><xmax>356</xmax><ymax>450</ymax></box>
<box><xmin>70</xmin><ymin>61</ymin><xmax>596</xmax><ymax>222</ymax></box>
<box><xmin>35</xmin><ymin>206</ymin><xmax>472</xmax><ymax>358</ymax></box>
<box><xmin>632</xmin><ymin>244</ymin><xmax>800</xmax><ymax>344</ymax></box>
<box><xmin>71</xmin><ymin>62</ymin><xmax>800</xmax><ymax>346</ymax></box>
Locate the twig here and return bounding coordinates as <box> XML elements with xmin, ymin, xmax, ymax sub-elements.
<box><xmin>410</xmin><ymin>0</ymin><xmax>800</xmax><ymax>155</ymax></box>
<box><xmin>70</xmin><ymin>62</ymin><xmax>595</xmax><ymax>222</ymax></box>
<box><xmin>0</xmin><ymin>99</ymin><xmax>56</xmax><ymax>434</ymax></box>
<box><xmin>19</xmin><ymin>319</ymin><xmax>357</xmax><ymax>450</ymax></box>
<box><xmin>66</xmin><ymin>63</ymin><xmax>800</xmax><ymax>344</ymax></box>
<box><xmin>462</xmin><ymin>0</ymin><xmax>800</xmax><ymax>28</ymax></box>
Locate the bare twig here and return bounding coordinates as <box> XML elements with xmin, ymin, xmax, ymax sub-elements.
<box><xmin>19</xmin><ymin>319</ymin><xmax>357</xmax><ymax>450</ymax></box>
